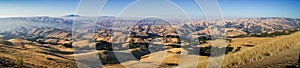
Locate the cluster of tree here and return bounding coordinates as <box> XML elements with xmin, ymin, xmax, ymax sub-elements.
<box><xmin>250</xmin><ymin>29</ymin><xmax>299</xmax><ymax>37</ymax></box>
<box><xmin>197</xmin><ymin>35</ymin><xmax>214</xmax><ymax>44</ymax></box>
<box><xmin>195</xmin><ymin>35</ymin><xmax>232</xmax><ymax>45</ymax></box>
<box><xmin>199</xmin><ymin>45</ymin><xmax>233</xmax><ymax>56</ymax></box>
<box><xmin>96</xmin><ymin>41</ymin><xmax>113</xmax><ymax>51</ymax></box>
<box><xmin>232</xmin><ymin>29</ymin><xmax>299</xmax><ymax>38</ymax></box>
<box><xmin>128</xmin><ymin>43</ymin><xmax>149</xmax><ymax>49</ymax></box>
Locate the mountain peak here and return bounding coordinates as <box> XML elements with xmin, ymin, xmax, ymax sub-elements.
<box><xmin>63</xmin><ymin>14</ymin><xmax>80</xmax><ymax>17</ymax></box>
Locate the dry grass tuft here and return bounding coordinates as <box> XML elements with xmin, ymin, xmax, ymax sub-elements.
<box><xmin>15</xmin><ymin>54</ymin><xmax>24</xmax><ymax>68</ymax></box>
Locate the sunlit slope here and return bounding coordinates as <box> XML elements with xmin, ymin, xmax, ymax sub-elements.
<box><xmin>220</xmin><ymin>31</ymin><xmax>300</xmax><ymax>68</ymax></box>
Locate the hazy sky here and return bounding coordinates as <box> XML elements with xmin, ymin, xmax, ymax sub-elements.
<box><xmin>0</xmin><ymin>0</ymin><xmax>299</xmax><ymax>18</ymax></box>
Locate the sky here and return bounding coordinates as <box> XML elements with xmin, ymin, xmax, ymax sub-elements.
<box><xmin>0</xmin><ymin>0</ymin><xmax>300</xmax><ymax>19</ymax></box>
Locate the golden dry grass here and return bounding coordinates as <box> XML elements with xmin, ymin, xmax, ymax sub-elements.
<box><xmin>228</xmin><ymin>37</ymin><xmax>270</xmax><ymax>52</ymax></box>
<box><xmin>178</xmin><ymin>32</ymin><xmax>300</xmax><ymax>68</ymax></box>
<box><xmin>1</xmin><ymin>31</ymin><xmax>299</xmax><ymax>68</ymax></box>
<box><xmin>220</xmin><ymin>32</ymin><xmax>300</xmax><ymax>68</ymax></box>
<box><xmin>105</xmin><ymin>32</ymin><xmax>300</xmax><ymax>68</ymax></box>
<box><xmin>0</xmin><ymin>42</ymin><xmax>77</xmax><ymax>68</ymax></box>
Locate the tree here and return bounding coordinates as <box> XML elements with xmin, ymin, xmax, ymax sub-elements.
<box><xmin>198</xmin><ymin>36</ymin><xmax>207</xmax><ymax>44</ymax></box>
<box><xmin>21</xmin><ymin>42</ymin><xmax>25</xmax><ymax>48</ymax></box>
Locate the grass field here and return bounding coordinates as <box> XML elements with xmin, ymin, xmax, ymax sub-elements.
<box><xmin>0</xmin><ymin>32</ymin><xmax>299</xmax><ymax>68</ymax></box>
<box><xmin>193</xmin><ymin>31</ymin><xmax>300</xmax><ymax>68</ymax></box>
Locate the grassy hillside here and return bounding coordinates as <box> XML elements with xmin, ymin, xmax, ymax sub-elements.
<box><xmin>180</xmin><ymin>31</ymin><xmax>300</xmax><ymax>68</ymax></box>
<box><xmin>221</xmin><ymin>31</ymin><xmax>300</xmax><ymax>68</ymax></box>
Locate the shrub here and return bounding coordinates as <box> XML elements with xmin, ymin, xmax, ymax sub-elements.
<box><xmin>15</xmin><ymin>54</ymin><xmax>23</xmax><ymax>68</ymax></box>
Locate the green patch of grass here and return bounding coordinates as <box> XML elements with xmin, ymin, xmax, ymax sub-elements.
<box><xmin>15</xmin><ymin>54</ymin><xmax>23</xmax><ymax>68</ymax></box>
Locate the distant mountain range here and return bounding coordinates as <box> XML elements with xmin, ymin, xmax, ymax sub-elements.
<box><xmin>0</xmin><ymin>16</ymin><xmax>300</xmax><ymax>39</ymax></box>
<box><xmin>178</xmin><ymin>17</ymin><xmax>300</xmax><ymax>37</ymax></box>
<box><xmin>64</xmin><ymin>14</ymin><xmax>80</xmax><ymax>17</ymax></box>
